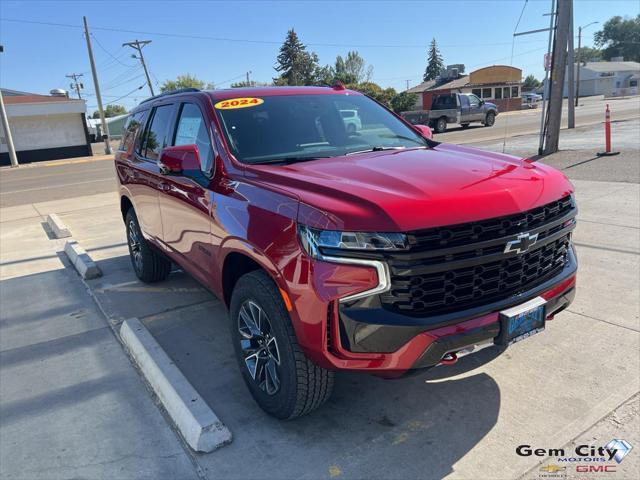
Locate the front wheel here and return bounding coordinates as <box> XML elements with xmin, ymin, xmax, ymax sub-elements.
<box><xmin>484</xmin><ymin>111</ymin><xmax>496</xmax><ymax>127</ymax></box>
<box><xmin>230</xmin><ymin>270</ymin><xmax>334</xmax><ymax>419</ymax></box>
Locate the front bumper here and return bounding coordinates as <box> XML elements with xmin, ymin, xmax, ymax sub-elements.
<box><xmin>298</xmin><ymin>247</ymin><xmax>577</xmax><ymax>376</ymax></box>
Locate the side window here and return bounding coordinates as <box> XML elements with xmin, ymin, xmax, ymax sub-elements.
<box><xmin>459</xmin><ymin>95</ymin><xmax>470</xmax><ymax>108</ymax></box>
<box><xmin>173</xmin><ymin>103</ymin><xmax>215</xmax><ymax>174</ymax></box>
<box><xmin>119</xmin><ymin>111</ymin><xmax>144</xmax><ymax>152</ymax></box>
<box><xmin>142</xmin><ymin>104</ymin><xmax>174</xmax><ymax>161</ymax></box>
<box><xmin>469</xmin><ymin>94</ymin><xmax>480</xmax><ymax>106</ymax></box>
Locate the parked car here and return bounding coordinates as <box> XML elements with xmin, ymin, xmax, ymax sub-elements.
<box><xmin>522</xmin><ymin>92</ymin><xmax>542</xmax><ymax>109</ymax></box>
<box><xmin>339</xmin><ymin>109</ymin><xmax>362</xmax><ymax>133</ymax></box>
<box><xmin>116</xmin><ymin>85</ymin><xmax>577</xmax><ymax>419</ymax></box>
<box><xmin>403</xmin><ymin>92</ymin><xmax>498</xmax><ymax>133</ymax></box>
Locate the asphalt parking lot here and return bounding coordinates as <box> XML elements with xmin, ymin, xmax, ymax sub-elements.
<box><xmin>1</xmin><ymin>121</ymin><xmax>638</xmax><ymax>479</ymax></box>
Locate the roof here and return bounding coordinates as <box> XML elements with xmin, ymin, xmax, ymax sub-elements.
<box><xmin>425</xmin><ymin>75</ymin><xmax>470</xmax><ymax>91</ymax></box>
<box><xmin>582</xmin><ymin>61</ymin><xmax>640</xmax><ymax>72</ymax></box>
<box><xmin>406</xmin><ymin>80</ymin><xmax>436</xmax><ymax>94</ymax></box>
<box><xmin>3</xmin><ymin>94</ymin><xmax>84</xmax><ymax>105</ymax></box>
<box><xmin>206</xmin><ymin>86</ymin><xmax>363</xmax><ymax>101</ymax></box>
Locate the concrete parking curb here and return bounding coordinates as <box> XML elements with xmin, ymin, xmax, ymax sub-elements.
<box><xmin>63</xmin><ymin>241</ymin><xmax>102</xmax><ymax>279</ymax></box>
<box><xmin>46</xmin><ymin>213</ymin><xmax>71</xmax><ymax>238</ymax></box>
<box><xmin>119</xmin><ymin>317</ymin><xmax>232</xmax><ymax>453</ymax></box>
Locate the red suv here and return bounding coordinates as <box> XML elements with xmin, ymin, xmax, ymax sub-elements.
<box><xmin>116</xmin><ymin>86</ymin><xmax>577</xmax><ymax>419</ymax></box>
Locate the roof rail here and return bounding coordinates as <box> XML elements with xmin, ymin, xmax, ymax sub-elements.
<box><xmin>139</xmin><ymin>88</ymin><xmax>200</xmax><ymax>105</ymax></box>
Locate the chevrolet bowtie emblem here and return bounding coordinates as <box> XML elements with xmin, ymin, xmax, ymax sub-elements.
<box><xmin>539</xmin><ymin>465</ymin><xmax>566</xmax><ymax>473</ymax></box>
<box><xmin>504</xmin><ymin>232</ymin><xmax>539</xmax><ymax>254</ymax></box>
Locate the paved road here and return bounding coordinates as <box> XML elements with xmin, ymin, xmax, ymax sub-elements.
<box><xmin>434</xmin><ymin>95</ymin><xmax>640</xmax><ymax>144</ymax></box>
<box><xmin>1</xmin><ymin>96</ymin><xmax>637</xmax><ymax>208</ymax></box>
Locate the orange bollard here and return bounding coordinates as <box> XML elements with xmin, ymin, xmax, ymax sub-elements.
<box><xmin>597</xmin><ymin>103</ymin><xmax>620</xmax><ymax>156</ymax></box>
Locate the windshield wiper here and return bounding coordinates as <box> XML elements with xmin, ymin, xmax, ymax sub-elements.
<box><xmin>346</xmin><ymin>146</ymin><xmax>406</xmax><ymax>156</ymax></box>
<box><xmin>251</xmin><ymin>156</ymin><xmax>332</xmax><ymax>165</ymax></box>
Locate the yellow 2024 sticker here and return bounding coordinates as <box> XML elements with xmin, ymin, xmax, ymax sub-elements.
<box><xmin>214</xmin><ymin>97</ymin><xmax>264</xmax><ymax>110</ymax></box>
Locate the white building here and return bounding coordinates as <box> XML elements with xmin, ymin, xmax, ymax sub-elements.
<box><xmin>565</xmin><ymin>60</ymin><xmax>640</xmax><ymax>98</ymax></box>
<box><xmin>1</xmin><ymin>89</ymin><xmax>92</xmax><ymax>166</ymax></box>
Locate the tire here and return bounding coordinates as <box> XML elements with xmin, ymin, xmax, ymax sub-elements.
<box><xmin>435</xmin><ymin>117</ymin><xmax>447</xmax><ymax>133</ymax></box>
<box><xmin>346</xmin><ymin>123</ymin><xmax>356</xmax><ymax>134</ymax></box>
<box><xmin>230</xmin><ymin>270</ymin><xmax>334</xmax><ymax>419</ymax></box>
<box><xmin>461</xmin><ymin>123</ymin><xmax>470</xmax><ymax>129</ymax></box>
<box><xmin>125</xmin><ymin>208</ymin><xmax>171</xmax><ymax>283</ymax></box>
<box><xmin>484</xmin><ymin>111</ymin><xmax>496</xmax><ymax>127</ymax></box>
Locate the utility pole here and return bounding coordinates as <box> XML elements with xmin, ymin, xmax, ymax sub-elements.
<box><xmin>83</xmin><ymin>16</ymin><xmax>111</xmax><ymax>155</ymax></box>
<box><xmin>543</xmin><ymin>0</ymin><xmax>571</xmax><ymax>155</ymax></box>
<box><xmin>405</xmin><ymin>79</ymin><xmax>410</xmax><ymax>91</ymax></box>
<box><xmin>567</xmin><ymin>0</ymin><xmax>575</xmax><ymax>128</ymax></box>
<box><xmin>66</xmin><ymin>73</ymin><xmax>84</xmax><ymax>99</ymax></box>
<box><xmin>123</xmin><ymin>40</ymin><xmax>154</xmax><ymax>96</ymax></box>
<box><xmin>575</xmin><ymin>21</ymin><xmax>598</xmax><ymax>106</ymax></box>
<box><xmin>0</xmin><ymin>45</ymin><xmax>19</xmax><ymax>167</ymax></box>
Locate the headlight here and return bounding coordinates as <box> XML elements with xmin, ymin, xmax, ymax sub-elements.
<box><xmin>298</xmin><ymin>225</ymin><xmax>408</xmax><ymax>259</ymax></box>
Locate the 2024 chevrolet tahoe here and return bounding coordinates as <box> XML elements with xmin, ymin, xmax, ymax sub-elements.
<box><xmin>116</xmin><ymin>85</ymin><xmax>577</xmax><ymax>419</ymax></box>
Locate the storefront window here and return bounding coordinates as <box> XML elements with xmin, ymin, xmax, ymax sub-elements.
<box><xmin>494</xmin><ymin>88</ymin><xmax>503</xmax><ymax>99</ymax></box>
<box><xmin>471</xmin><ymin>88</ymin><xmax>482</xmax><ymax>97</ymax></box>
<box><xmin>482</xmin><ymin>88</ymin><xmax>492</xmax><ymax>98</ymax></box>
<box><xmin>503</xmin><ymin>87</ymin><xmax>511</xmax><ymax>99</ymax></box>
<box><xmin>511</xmin><ymin>86</ymin><xmax>519</xmax><ymax>98</ymax></box>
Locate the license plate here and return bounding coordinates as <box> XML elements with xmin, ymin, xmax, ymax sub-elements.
<box><xmin>496</xmin><ymin>297</ymin><xmax>546</xmax><ymax>346</ymax></box>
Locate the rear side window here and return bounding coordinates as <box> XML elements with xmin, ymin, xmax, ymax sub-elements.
<box><xmin>173</xmin><ymin>103</ymin><xmax>214</xmax><ymax>174</ymax></box>
<box><xmin>119</xmin><ymin>111</ymin><xmax>145</xmax><ymax>152</ymax></box>
<box><xmin>459</xmin><ymin>95</ymin><xmax>469</xmax><ymax>108</ymax></box>
<box><xmin>142</xmin><ymin>104</ymin><xmax>174</xmax><ymax>161</ymax></box>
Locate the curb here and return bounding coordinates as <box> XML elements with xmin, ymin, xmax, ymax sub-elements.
<box><xmin>64</xmin><ymin>241</ymin><xmax>102</xmax><ymax>279</ymax></box>
<box><xmin>46</xmin><ymin>214</ymin><xmax>71</xmax><ymax>238</ymax></box>
<box><xmin>120</xmin><ymin>318</ymin><xmax>232</xmax><ymax>453</ymax></box>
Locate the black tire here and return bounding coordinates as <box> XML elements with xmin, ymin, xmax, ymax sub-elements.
<box><xmin>461</xmin><ymin>123</ymin><xmax>470</xmax><ymax>129</ymax></box>
<box><xmin>230</xmin><ymin>270</ymin><xmax>334</xmax><ymax>419</ymax></box>
<box><xmin>125</xmin><ymin>208</ymin><xmax>171</xmax><ymax>283</ymax></box>
<box><xmin>484</xmin><ymin>111</ymin><xmax>496</xmax><ymax>127</ymax></box>
<box><xmin>435</xmin><ymin>117</ymin><xmax>447</xmax><ymax>133</ymax></box>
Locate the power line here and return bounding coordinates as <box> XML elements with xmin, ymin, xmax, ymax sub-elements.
<box><xmin>0</xmin><ymin>17</ymin><xmax>551</xmax><ymax>49</ymax></box>
<box><xmin>90</xmin><ymin>33</ymin><xmax>137</xmax><ymax>68</ymax></box>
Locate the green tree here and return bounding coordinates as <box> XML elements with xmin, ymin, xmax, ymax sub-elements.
<box><xmin>160</xmin><ymin>74</ymin><xmax>214</xmax><ymax>93</ymax></box>
<box><xmin>390</xmin><ymin>91</ymin><xmax>419</xmax><ymax>113</ymax></box>
<box><xmin>575</xmin><ymin>45</ymin><xmax>603</xmax><ymax>62</ymax></box>
<box><xmin>274</xmin><ymin>29</ymin><xmax>320</xmax><ymax>86</ymax></box>
<box><xmin>424</xmin><ymin>38</ymin><xmax>444</xmax><ymax>81</ymax></box>
<box><xmin>347</xmin><ymin>82</ymin><xmax>396</xmax><ymax>108</ymax></box>
<box><xmin>92</xmin><ymin>104</ymin><xmax>127</xmax><ymax>119</ymax></box>
<box><xmin>523</xmin><ymin>74</ymin><xmax>541</xmax><ymax>90</ymax></box>
<box><xmin>335</xmin><ymin>51</ymin><xmax>372</xmax><ymax>84</ymax></box>
<box><xmin>594</xmin><ymin>15</ymin><xmax>640</xmax><ymax>61</ymax></box>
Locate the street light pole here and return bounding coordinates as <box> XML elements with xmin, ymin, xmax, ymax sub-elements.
<box><xmin>0</xmin><ymin>45</ymin><xmax>19</xmax><ymax>167</ymax></box>
<box><xmin>575</xmin><ymin>21</ymin><xmax>598</xmax><ymax>107</ymax></box>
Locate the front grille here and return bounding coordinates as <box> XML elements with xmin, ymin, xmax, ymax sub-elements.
<box><xmin>379</xmin><ymin>196</ymin><xmax>576</xmax><ymax>317</ymax></box>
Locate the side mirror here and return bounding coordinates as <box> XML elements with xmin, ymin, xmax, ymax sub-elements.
<box><xmin>159</xmin><ymin>144</ymin><xmax>201</xmax><ymax>174</ymax></box>
<box><xmin>414</xmin><ymin>124</ymin><xmax>433</xmax><ymax>140</ymax></box>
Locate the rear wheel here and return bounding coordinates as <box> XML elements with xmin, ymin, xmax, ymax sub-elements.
<box><xmin>484</xmin><ymin>111</ymin><xmax>496</xmax><ymax>127</ymax></box>
<box><xmin>435</xmin><ymin>117</ymin><xmax>447</xmax><ymax>133</ymax></box>
<box><xmin>346</xmin><ymin>123</ymin><xmax>356</xmax><ymax>134</ymax></box>
<box><xmin>125</xmin><ymin>208</ymin><xmax>171</xmax><ymax>283</ymax></box>
<box><xmin>230</xmin><ymin>270</ymin><xmax>334</xmax><ymax>419</ymax></box>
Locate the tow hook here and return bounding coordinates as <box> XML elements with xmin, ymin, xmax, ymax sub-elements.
<box><xmin>440</xmin><ymin>352</ymin><xmax>458</xmax><ymax>365</ymax></box>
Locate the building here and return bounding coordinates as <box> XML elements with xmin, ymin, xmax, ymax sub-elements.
<box><xmin>413</xmin><ymin>65</ymin><xmax>523</xmax><ymax>112</ymax></box>
<box><xmin>87</xmin><ymin>113</ymin><xmax>130</xmax><ymax>142</ymax></box>
<box><xmin>565</xmin><ymin>60</ymin><xmax>640</xmax><ymax>98</ymax></box>
<box><xmin>0</xmin><ymin>89</ymin><xmax>92</xmax><ymax>166</ymax></box>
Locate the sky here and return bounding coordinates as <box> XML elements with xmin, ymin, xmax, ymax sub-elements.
<box><xmin>1</xmin><ymin>0</ymin><xmax>638</xmax><ymax>112</ymax></box>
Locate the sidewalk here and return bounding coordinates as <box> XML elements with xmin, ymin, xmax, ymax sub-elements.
<box><xmin>0</xmin><ymin>197</ymin><xmax>199</xmax><ymax>479</ymax></box>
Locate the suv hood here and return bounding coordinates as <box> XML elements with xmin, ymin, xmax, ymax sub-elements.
<box><xmin>246</xmin><ymin>144</ymin><xmax>573</xmax><ymax>232</ymax></box>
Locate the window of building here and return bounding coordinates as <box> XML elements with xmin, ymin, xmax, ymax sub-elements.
<box><xmin>494</xmin><ymin>87</ymin><xmax>503</xmax><ymax>99</ymax></box>
<box><xmin>471</xmin><ymin>88</ymin><xmax>482</xmax><ymax>97</ymax></box>
<box><xmin>503</xmin><ymin>87</ymin><xmax>511</xmax><ymax>99</ymax></box>
<box><xmin>482</xmin><ymin>88</ymin><xmax>492</xmax><ymax>98</ymax></box>
<box><xmin>511</xmin><ymin>86</ymin><xmax>519</xmax><ymax>98</ymax></box>
<box><xmin>173</xmin><ymin>103</ymin><xmax>215</xmax><ymax>174</ymax></box>
<box><xmin>142</xmin><ymin>104</ymin><xmax>174</xmax><ymax>161</ymax></box>
<box><xmin>631</xmin><ymin>80</ymin><xmax>638</xmax><ymax>87</ymax></box>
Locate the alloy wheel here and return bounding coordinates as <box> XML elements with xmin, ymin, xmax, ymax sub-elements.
<box><xmin>238</xmin><ymin>300</ymin><xmax>281</xmax><ymax>395</ymax></box>
<box><xmin>128</xmin><ymin>220</ymin><xmax>143</xmax><ymax>273</ymax></box>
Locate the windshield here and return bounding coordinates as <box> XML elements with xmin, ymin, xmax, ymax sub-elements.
<box><xmin>214</xmin><ymin>94</ymin><xmax>428</xmax><ymax>164</ymax></box>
